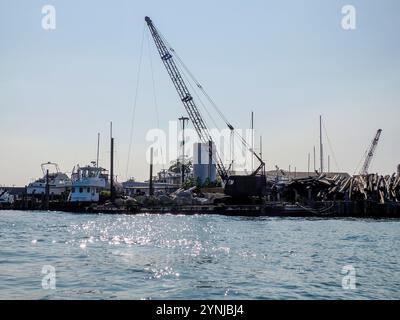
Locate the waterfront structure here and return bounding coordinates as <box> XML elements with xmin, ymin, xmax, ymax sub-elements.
<box><xmin>155</xmin><ymin>169</ymin><xmax>182</xmax><ymax>185</ymax></box>
<box><xmin>123</xmin><ymin>179</ymin><xmax>178</xmax><ymax>196</ymax></box>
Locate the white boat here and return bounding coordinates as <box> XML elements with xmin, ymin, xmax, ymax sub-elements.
<box><xmin>69</xmin><ymin>163</ymin><xmax>109</xmax><ymax>202</ymax></box>
<box><xmin>26</xmin><ymin>162</ymin><xmax>71</xmax><ymax>196</ymax></box>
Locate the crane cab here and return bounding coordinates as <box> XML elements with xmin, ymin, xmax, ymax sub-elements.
<box><xmin>224</xmin><ymin>175</ymin><xmax>267</xmax><ymax>198</ymax></box>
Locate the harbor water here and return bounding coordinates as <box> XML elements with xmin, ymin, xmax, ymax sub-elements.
<box><xmin>0</xmin><ymin>210</ymin><xmax>399</xmax><ymax>299</ymax></box>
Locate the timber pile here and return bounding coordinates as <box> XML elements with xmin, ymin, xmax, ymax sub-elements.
<box><xmin>287</xmin><ymin>173</ymin><xmax>400</xmax><ymax>203</ymax></box>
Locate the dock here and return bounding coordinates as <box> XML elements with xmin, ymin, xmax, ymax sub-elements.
<box><xmin>3</xmin><ymin>199</ymin><xmax>400</xmax><ymax>218</ymax></box>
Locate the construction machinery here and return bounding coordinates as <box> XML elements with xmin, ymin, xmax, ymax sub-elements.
<box><xmin>359</xmin><ymin>129</ymin><xmax>382</xmax><ymax>175</ymax></box>
<box><xmin>145</xmin><ymin>16</ymin><xmax>266</xmax><ymax>197</ymax></box>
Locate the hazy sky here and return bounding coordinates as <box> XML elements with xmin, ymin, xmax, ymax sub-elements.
<box><xmin>1</xmin><ymin>0</ymin><xmax>399</xmax><ymax>186</ymax></box>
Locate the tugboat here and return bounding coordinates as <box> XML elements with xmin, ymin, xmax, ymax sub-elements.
<box><xmin>26</xmin><ymin>162</ymin><xmax>72</xmax><ymax>196</ymax></box>
<box><xmin>69</xmin><ymin>162</ymin><xmax>109</xmax><ymax>202</ymax></box>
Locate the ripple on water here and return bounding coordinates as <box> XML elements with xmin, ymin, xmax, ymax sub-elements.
<box><xmin>0</xmin><ymin>210</ymin><xmax>399</xmax><ymax>299</ymax></box>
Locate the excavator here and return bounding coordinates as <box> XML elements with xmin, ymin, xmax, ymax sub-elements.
<box><xmin>145</xmin><ymin>16</ymin><xmax>266</xmax><ymax>198</ymax></box>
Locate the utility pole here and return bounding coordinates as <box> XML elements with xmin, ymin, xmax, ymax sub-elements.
<box><xmin>320</xmin><ymin>115</ymin><xmax>324</xmax><ymax>173</ymax></box>
<box><xmin>308</xmin><ymin>153</ymin><xmax>311</xmax><ymax>175</ymax></box>
<box><xmin>259</xmin><ymin>136</ymin><xmax>263</xmax><ymax>160</ymax></box>
<box><xmin>149</xmin><ymin>147</ymin><xmax>154</xmax><ymax>196</ymax></box>
<box><xmin>178</xmin><ymin>116</ymin><xmax>189</xmax><ymax>185</ymax></box>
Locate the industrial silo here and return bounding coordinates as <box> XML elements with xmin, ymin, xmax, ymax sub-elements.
<box><xmin>193</xmin><ymin>142</ymin><xmax>217</xmax><ymax>185</ymax></box>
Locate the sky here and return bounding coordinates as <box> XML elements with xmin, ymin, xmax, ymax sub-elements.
<box><xmin>1</xmin><ymin>0</ymin><xmax>399</xmax><ymax>186</ymax></box>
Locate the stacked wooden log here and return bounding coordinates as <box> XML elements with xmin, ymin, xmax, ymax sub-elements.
<box><xmin>287</xmin><ymin>173</ymin><xmax>400</xmax><ymax>203</ymax></box>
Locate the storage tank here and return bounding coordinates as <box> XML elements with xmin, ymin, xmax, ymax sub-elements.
<box><xmin>193</xmin><ymin>142</ymin><xmax>217</xmax><ymax>185</ymax></box>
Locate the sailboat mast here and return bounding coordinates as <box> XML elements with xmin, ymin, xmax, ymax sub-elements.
<box><xmin>251</xmin><ymin>111</ymin><xmax>254</xmax><ymax>172</ymax></box>
<box><xmin>96</xmin><ymin>133</ymin><xmax>100</xmax><ymax>167</ymax></box>
<box><xmin>320</xmin><ymin>115</ymin><xmax>324</xmax><ymax>173</ymax></box>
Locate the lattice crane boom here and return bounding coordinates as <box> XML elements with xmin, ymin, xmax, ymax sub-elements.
<box><xmin>360</xmin><ymin>129</ymin><xmax>382</xmax><ymax>175</ymax></box>
<box><xmin>145</xmin><ymin>16</ymin><xmax>230</xmax><ymax>180</ymax></box>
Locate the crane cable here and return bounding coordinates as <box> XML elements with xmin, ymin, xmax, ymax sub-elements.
<box><xmin>156</xmin><ymin>29</ymin><xmax>228</xmax><ymax>168</ymax></box>
<box><xmin>125</xmin><ymin>22</ymin><xmax>145</xmax><ymax>180</ymax></box>
<box><xmin>178</xmin><ymin>65</ymin><xmax>228</xmax><ymax>172</ymax></box>
<box><xmin>157</xmin><ymin>29</ymin><xmax>260</xmax><ymax>168</ymax></box>
<box><xmin>171</xmin><ymin>47</ymin><xmax>261</xmax><ymax>163</ymax></box>
<box><xmin>146</xmin><ymin>29</ymin><xmax>165</xmax><ymax>171</ymax></box>
<box><xmin>158</xmin><ymin>31</ymin><xmax>232</xmax><ymax>128</ymax></box>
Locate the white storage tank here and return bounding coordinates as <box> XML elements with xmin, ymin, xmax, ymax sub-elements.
<box><xmin>193</xmin><ymin>142</ymin><xmax>217</xmax><ymax>185</ymax></box>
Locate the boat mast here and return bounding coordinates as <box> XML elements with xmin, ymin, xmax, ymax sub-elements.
<box><xmin>313</xmin><ymin>146</ymin><xmax>316</xmax><ymax>172</ymax></box>
<box><xmin>96</xmin><ymin>133</ymin><xmax>100</xmax><ymax>168</ymax></box>
<box><xmin>110</xmin><ymin>122</ymin><xmax>115</xmax><ymax>202</ymax></box>
<box><xmin>251</xmin><ymin>111</ymin><xmax>254</xmax><ymax>172</ymax></box>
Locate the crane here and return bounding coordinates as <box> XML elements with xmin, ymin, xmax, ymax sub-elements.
<box><xmin>145</xmin><ymin>16</ymin><xmax>266</xmax><ymax>197</ymax></box>
<box><xmin>360</xmin><ymin>129</ymin><xmax>382</xmax><ymax>175</ymax></box>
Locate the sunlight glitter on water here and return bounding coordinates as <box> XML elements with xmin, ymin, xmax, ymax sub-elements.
<box><xmin>0</xmin><ymin>211</ymin><xmax>400</xmax><ymax>299</ymax></box>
